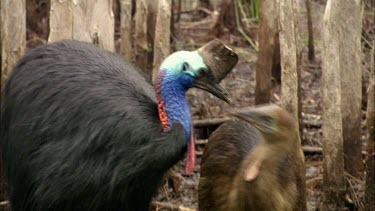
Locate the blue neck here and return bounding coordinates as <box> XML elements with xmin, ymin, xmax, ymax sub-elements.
<box><xmin>157</xmin><ymin>70</ymin><xmax>191</xmax><ymax>142</ymax></box>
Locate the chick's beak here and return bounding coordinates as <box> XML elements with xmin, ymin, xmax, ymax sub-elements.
<box><xmin>193</xmin><ymin>76</ymin><xmax>231</xmax><ymax>104</ymax></box>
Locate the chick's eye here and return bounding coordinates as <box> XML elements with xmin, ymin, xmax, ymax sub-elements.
<box><xmin>182</xmin><ymin>62</ymin><xmax>189</xmax><ymax>71</ymax></box>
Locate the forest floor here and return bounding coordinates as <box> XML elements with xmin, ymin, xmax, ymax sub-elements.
<box><xmin>150</xmin><ymin>1</ymin><xmax>374</xmax><ymax>211</ymax></box>
<box><xmin>20</xmin><ymin>0</ymin><xmax>374</xmax><ymax>211</ymax></box>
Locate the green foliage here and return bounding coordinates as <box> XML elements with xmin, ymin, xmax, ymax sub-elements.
<box><xmin>234</xmin><ymin>0</ymin><xmax>259</xmax><ymax>51</ymax></box>
<box><xmin>250</xmin><ymin>0</ymin><xmax>259</xmax><ymax>20</ymax></box>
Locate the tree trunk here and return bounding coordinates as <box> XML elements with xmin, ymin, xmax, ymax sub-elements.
<box><xmin>146</xmin><ymin>0</ymin><xmax>158</xmax><ymax>43</ymax></box>
<box><xmin>49</xmin><ymin>0</ymin><xmax>73</xmax><ymax>42</ymax></box>
<box><xmin>272</xmin><ymin>33</ymin><xmax>281</xmax><ymax>84</ymax></box>
<box><xmin>199</xmin><ymin>0</ymin><xmax>212</xmax><ymax>10</ymax></box>
<box><xmin>365</xmin><ymin>43</ymin><xmax>375</xmax><ymax>211</ymax></box>
<box><xmin>321</xmin><ymin>0</ymin><xmax>345</xmax><ymax>209</ymax></box>
<box><xmin>278</xmin><ymin>0</ymin><xmax>303</xmax><ymax>135</ymax></box>
<box><xmin>277</xmin><ymin>0</ymin><xmax>306</xmax><ymax>210</ymax></box>
<box><xmin>134</xmin><ymin>0</ymin><xmax>149</xmax><ymax>72</ymax></box>
<box><xmin>146</xmin><ymin>0</ymin><xmax>159</xmax><ymax>75</ymax></box>
<box><xmin>305</xmin><ymin>0</ymin><xmax>315</xmax><ymax>62</ymax></box>
<box><xmin>72</xmin><ymin>0</ymin><xmax>115</xmax><ymax>51</ymax></box>
<box><xmin>211</xmin><ymin>0</ymin><xmax>235</xmax><ymax>37</ymax></box>
<box><xmin>176</xmin><ymin>0</ymin><xmax>181</xmax><ymax>23</ymax></box>
<box><xmin>197</xmin><ymin>0</ymin><xmax>212</xmax><ymax>18</ymax></box>
<box><xmin>255</xmin><ymin>0</ymin><xmax>279</xmax><ymax>105</ymax></box>
<box><xmin>339</xmin><ymin>0</ymin><xmax>363</xmax><ymax>179</ymax></box>
<box><xmin>152</xmin><ymin>0</ymin><xmax>171</xmax><ymax>85</ymax></box>
<box><xmin>119</xmin><ymin>0</ymin><xmax>133</xmax><ymax>62</ymax></box>
<box><xmin>26</xmin><ymin>0</ymin><xmax>50</xmax><ymax>42</ymax></box>
<box><xmin>1</xmin><ymin>0</ymin><xmax>26</xmax><ymax>203</ymax></box>
<box><xmin>1</xmin><ymin>0</ymin><xmax>26</xmax><ymax>90</ymax></box>
<box><xmin>49</xmin><ymin>0</ymin><xmax>115</xmax><ymax>52</ymax></box>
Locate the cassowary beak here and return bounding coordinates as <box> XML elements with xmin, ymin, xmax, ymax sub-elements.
<box><xmin>193</xmin><ymin>76</ymin><xmax>231</xmax><ymax>104</ymax></box>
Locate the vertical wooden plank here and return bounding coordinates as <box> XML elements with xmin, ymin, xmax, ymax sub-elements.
<box><xmin>49</xmin><ymin>0</ymin><xmax>114</xmax><ymax>52</ymax></box>
<box><xmin>340</xmin><ymin>0</ymin><xmax>363</xmax><ymax>178</ymax></box>
<box><xmin>134</xmin><ymin>0</ymin><xmax>148</xmax><ymax>71</ymax></box>
<box><xmin>279</xmin><ymin>0</ymin><xmax>302</xmax><ymax>127</ymax></box>
<box><xmin>365</xmin><ymin>43</ymin><xmax>375</xmax><ymax>211</ymax></box>
<box><xmin>277</xmin><ymin>0</ymin><xmax>306</xmax><ymax>210</ymax></box>
<box><xmin>255</xmin><ymin>0</ymin><xmax>278</xmax><ymax>105</ymax></box>
<box><xmin>119</xmin><ymin>0</ymin><xmax>133</xmax><ymax>61</ymax></box>
<box><xmin>321</xmin><ymin>0</ymin><xmax>345</xmax><ymax>209</ymax></box>
<box><xmin>73</xmin><ymin>0</ymin><xmax>115</xmax><ymax>51</ymax></box>
<box><xmin>146</xmin><ymin>0</ymin><xmax>159</xmax><ymax>45</ymax></box>
<box><xmin>152</xmin><ymin>0</ymin><xmax>171</xmax><ymax>85</ymax></box>
<box><xmin>1</xmin><ymin>0</ymin><xmax>26</xmax><ymax>88</ymax></box>
<box><xmin>90</xmin><ymin>0</ymin><xmax>115</xmax><ymax>51</ymax></box>
<box><xmin>49</xmin><ymin>0</ymin><xmax>73</xmax><ymax>42</ymax></box>
<box><xmin>1</xmin><ymin>0</ymin><xmax>26</xmax><ymax>205</ymax></box>
<box><xmin>146</xmin><ymin>0</ymin><xmax>159</xmax><ymax>70</ymax></box>
<box><xmin>71</xmin><ymin>0</ymin><xmax>92</xmax><ymax>43</ymax></box>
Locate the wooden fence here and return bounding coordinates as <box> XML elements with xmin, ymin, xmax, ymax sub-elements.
<box><xmin>0</xmin><ymin>0</ymin><xmax>174</xmax><ymax>90</ymax></box>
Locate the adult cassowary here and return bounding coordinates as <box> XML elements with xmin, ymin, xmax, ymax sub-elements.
<box><xmin>0</xmin><ymin>40</ymin><xmax>230</xmax><ymax>211</ymax></box>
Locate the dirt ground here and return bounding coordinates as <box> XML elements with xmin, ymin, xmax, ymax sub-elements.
<box><xmin>20</xmin><ymin>0</ymin><xmax>374</xmax><ymax>210</ymax></box>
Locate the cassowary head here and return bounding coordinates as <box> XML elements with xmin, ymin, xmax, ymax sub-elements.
<box><xmin>158</xmin><ymin>50</ymin><xmax>231</xmax><ymax>103</ymax></box>
<box><xmin>156</xmin><ymin>50</ymin><xmax>231</xmax><ymax>173</ymax></box>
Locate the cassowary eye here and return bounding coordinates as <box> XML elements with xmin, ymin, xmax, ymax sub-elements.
<box><xmin>182</xmin><ymin>62</ymin><xmax>189</xmax><ymax>71</ymax></box>
<box><xmin>197</xmin><ymin>68</ymin><xmax>206</xmax><ymax>77</ymax></box>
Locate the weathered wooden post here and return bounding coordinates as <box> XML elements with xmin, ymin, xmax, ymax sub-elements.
<box><xmin>255</xmin><ymin>0</ymin><xmax>280</xmax><ymax>105</ymax></box>
<box><xmin>321</xmin><ymin>0</ymin><xmax>345</xmax><ymax>209</ymax></box>
<box><xmin>1</xmin><ymin>0</ymin><xmax>26</xmax><ymax>206</ymax></box>
<box><xmin>339</xmin><ymin>0</ymin><xmax>363</xmax><ymax>178</ymax></box>
<box><xmin>1</xmin><ymin>0</ymin><xmax>26</xmax><ymax>90</ymax></box>
<box><xmin>365</xmin><ymin>43</ymin><xmax>375</xmax><ymax>211</ymax></box>
<box><xmin>49</xmin><ymin>0</ymin><xmax>115</xmax><ymax>52</ymax></box>
<box><xmin>152</xmin><ymin>0</ymin><xmax>171</xmax><ymax>85</ymax></box>
<box><xmin>277</xmin><ymin>0</ymin><xmax>306</xmax><ymax>209</ymax></box>
<box><xmin>134</xmin><ymin>0</ymin><xmax>148</xmax><ymax>71</ymax></box>
<box><xmin>119</xmin><ymin>0</ymin><xmax>133</xmax><ymax>61</ymax></box>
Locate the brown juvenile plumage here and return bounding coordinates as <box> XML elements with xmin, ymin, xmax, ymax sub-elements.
<box><xmin>198</xmin><ymin>104</ymin><xmax>305</xmax><ymax>211</ymax></box>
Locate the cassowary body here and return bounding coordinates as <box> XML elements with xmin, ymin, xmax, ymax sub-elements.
<box><xmin>0</xmin><ymin>40</ymin><xmax>229</xmax><ymax>211</ymax></box>
<box><xmin>199</xmin><ymin>105</ymin><xmax>305</xmax><ymax>211</ymax></box>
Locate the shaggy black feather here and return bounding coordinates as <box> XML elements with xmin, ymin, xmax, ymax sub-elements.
<box><xmin>0</xmin><ymin>40</ymin><xmax>186</xmax><ymax>211</ymax></box>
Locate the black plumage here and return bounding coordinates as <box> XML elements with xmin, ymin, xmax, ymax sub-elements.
<box><xmin>0</xmin><ymin>41</ymin><xmax>187</xmax><ymax>211</ymax></box>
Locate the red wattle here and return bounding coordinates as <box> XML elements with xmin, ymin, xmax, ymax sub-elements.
<box><xmin>185</xmin><ymin>128</ymin><xmax>195</xmax><ymax>173</ymax></box>
<box><xmin>156</xmin><ymin>70</ymin><xmax>170</xmax><ymax>131</ymax></box>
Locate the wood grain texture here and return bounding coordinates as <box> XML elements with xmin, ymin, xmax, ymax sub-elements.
<box><xmin>49</xmin><ymin>0</ymin><xmax>114</xmax><ymax>52</ymax></box>
<box><xmin>1</xmin><ymin>0</ymin><xmax>26</xmax><ymax>89</ymax></box>
<box><xmin>152</xmin><ymin>0</ymin><xmax>171</xmax><ymax>85</ymax></box>
<box><xmin>278</xmin><ymin>0</ymin><xmax>306</xmax><ymax>210</ymax></box>
<box><xmin>119</xmin><ymin>0</ymin><xmax>133</xmax><ymax>61</ymax></box>
<box><xmin>365</xmin><ymin>43</ymin><xmax>375</xmax><ymax>211</ymax></box>
<box><xmin>134</xmin><ymin>0</ymin><xmax>148</xmax><ymax>71</ymax></box>
<box><xmin>321</xmin><ymin>0</ymin><xmax>345</xmax><ymax>208</ymax></box>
